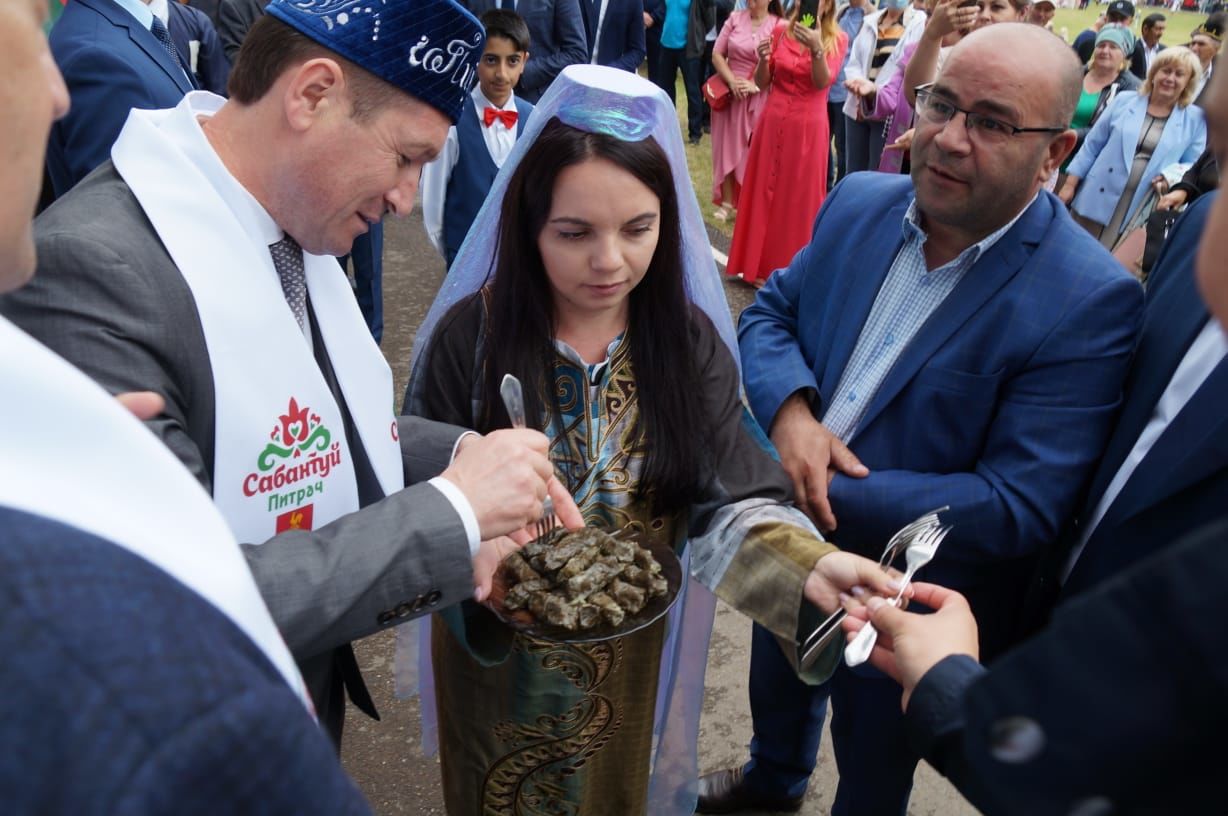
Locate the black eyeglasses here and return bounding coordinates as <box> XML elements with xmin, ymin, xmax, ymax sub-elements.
<box><xmin>914</xmin><ymin>86</ymin><xmax>1067</xmax><ymax>143</ymax></box>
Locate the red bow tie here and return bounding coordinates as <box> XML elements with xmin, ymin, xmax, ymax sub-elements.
<box><xmin>483</xmin><ymin>106</ymin><xmax>518</xmax><ymax>129</ymax></box>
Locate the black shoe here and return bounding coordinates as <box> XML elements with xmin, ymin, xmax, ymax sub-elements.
<box><xmin>689</xmin><ymin>134</ymin><xmax>702</xmax><ymax>146</ymax></box>
<box><xmin>695</xmin><ymin>767</ymin><xmax>805</xmax><ymax>814</ymax></box>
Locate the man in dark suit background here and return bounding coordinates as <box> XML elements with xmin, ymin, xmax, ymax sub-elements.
<box><xmin>1</xmin><ymin>1</ymin><xmax>371</xmax><ymax>809</ymax></box>
<box><xmin>46</xmin><ymin>0</ymin><xmax>196</xmax><ymax>200</ymax></box>
<box><xmin>644</xmin><ymin>0</ymin><xmax>665</xmax><ymax>81</ymax></box>
<box><xmin>1140</xmin><ymin>12</ymin><xmax>1166</xmax><ymax>75</ymax></box>
<box><xmin>188</xmin><ymin>0</ymin><xmax>223</xmax><ymax>28</ymax></box>
<box><xmin>461</xmin><ymin>0</ymin><xmax>588</xmax><ymax>101</ymax></box>
<box><xmin>580</xmin><ymin>0</ymin><xmax>646</xmax><ymax>71</ymax></box>
<box><xmin>165</xmin><ymin>0</ymin><xmax>231</xmax><ymax>95</ymax></box>
<box><xmin>216</xmin><ymin>0</ymin><xmax>263</xmax><ymax>59</ymax></box>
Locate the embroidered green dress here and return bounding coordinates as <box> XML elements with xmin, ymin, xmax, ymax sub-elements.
<box><xmin>417</xmin><ymin>293</ymin><xmax>843</xmax><ymax>815</ymax></box>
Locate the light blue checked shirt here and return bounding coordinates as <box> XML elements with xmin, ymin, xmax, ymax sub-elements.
<box><xmin>822</xmin><ymin>194</ymin><xmax>1036</xmax><ymax>442</ymax></box>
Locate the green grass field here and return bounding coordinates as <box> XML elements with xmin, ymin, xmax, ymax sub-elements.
<box><xmin>1051</xmin><ymin>5</ymin><xmax>1211</xmax><ymax>45</ymax></box>
<box><xmin>676</xmin><ymin>6</ymin><xmax>1218</xmax><ymax>237</ymax></box>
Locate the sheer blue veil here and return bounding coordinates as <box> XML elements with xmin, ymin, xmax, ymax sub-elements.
<box><xmin>405</xmin><ymin>64</ymin><xmax>738</xmax><ymax>399</ymax></box>
<box><xmin>398</xmin><ymin>64</ymin><xmax>735</xmax><ymax>814</ymax></box>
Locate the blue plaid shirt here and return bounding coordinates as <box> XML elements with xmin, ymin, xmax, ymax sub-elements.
<box><xmin>822</xmin><ymin>195</ymin><xmax>1035</xmax><ymax>442</ymax></box>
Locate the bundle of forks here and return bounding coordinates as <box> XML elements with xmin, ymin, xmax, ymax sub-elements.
<box><xmin>799</xmin><ymin>507</ymin><xmax>951</xmax><ymax>671</ymax></box>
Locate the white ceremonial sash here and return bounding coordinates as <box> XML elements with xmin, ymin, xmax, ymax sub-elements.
<box><xmin>0</xmin><ymin>317</ymin><xmax>311</xmax><ymax>710</ymax></box>
<box><xmin>110</xmin><ymin>93</ymin><xmax>403</xmax><ymax>545</ymax></box>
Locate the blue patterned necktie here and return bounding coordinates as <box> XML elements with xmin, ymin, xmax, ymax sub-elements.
<box><xmin>149</xmin><ymin>16</ymin><xmax>181</xmax><ymax>65</ymax></box>
<box><xmin>269</xmin><ymin>235</ymin><xmax>308</xmax><ymax>333</ymax></box>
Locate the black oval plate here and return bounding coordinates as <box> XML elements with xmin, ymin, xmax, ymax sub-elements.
<box><xmin>487</xmin><ymin>528</ymin><xmax>683</xmax><ymax>644</ymax></box>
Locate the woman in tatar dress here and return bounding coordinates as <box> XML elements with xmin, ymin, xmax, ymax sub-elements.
<box><xmin>402</xmin><ymin>65</ymin><xmax>900</xmax><ymax>816</ymax></box>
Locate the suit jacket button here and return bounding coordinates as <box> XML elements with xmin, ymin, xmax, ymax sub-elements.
<box><xmin>426</xmin><ymin>590</ymin><xmax>443</xmax><ymax>606</ymax></box>
<box><xmin>394</xmin><ymin>602</ymin><xmax>413</xmax><ymax>618</ymax></box>
<box><xmin>989</xmin><ymin>716</ymin><xmax>1045</xmax><ymax>763</ymax></box>
<box><xmin>1068</xmin><ymin>796</ymin><xmax>1114</xmax><ymax>816</ymax></box>
<box><xmin>377</xmin><ymin>610</ymin><xmax>395</xmax><ymax>625</ymax></box>
<box><xmin>410</xmin><ymin>595</ymin><xmax>427</xmax><ymax>612</ymax></box>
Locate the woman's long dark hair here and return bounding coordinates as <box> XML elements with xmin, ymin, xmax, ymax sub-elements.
<box><xmin>478</xmin><ymin>118</ymin><xmax>707</xmax><ymax>515</ymax></box>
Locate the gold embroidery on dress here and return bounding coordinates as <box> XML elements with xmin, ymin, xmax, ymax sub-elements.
<box><xmin>481</xmin><ymin>640</ymin><xmax>622</xmax><ymax>815</ymax></box>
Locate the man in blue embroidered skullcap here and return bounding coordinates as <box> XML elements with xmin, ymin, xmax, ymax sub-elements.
<box><xmin>2</xmin><ymin>0</ymin><xmax>586</xmax><ymax>749</ymax></box>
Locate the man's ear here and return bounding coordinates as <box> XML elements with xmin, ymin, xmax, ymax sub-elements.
<box><xmin>282</xmin><ymin>57</ymin><xmax>347</xmax><ymax>132</ymax></box>
<box><xmin>1041</xmin><ymin>128</ymin><xmax>1077</xmax><ymax>181</ymax></box>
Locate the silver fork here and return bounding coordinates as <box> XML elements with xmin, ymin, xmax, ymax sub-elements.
<box><xmin>798</xmin><ymin>507</ymin><xmax>948</xmax><ymax>668</ymax></box>
<box><xmin>843</xmin><ymin>524</ymin><xmax>952</xmax><ymax>668</ymax></box>
<box><xmin>500</xmin><ymin>373</ymin><xmax>557</xmax><ymax>542</ymax></box>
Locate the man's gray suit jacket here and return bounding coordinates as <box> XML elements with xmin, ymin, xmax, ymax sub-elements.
<box><xmin>1</xmin><ymin>163</ymin><xmax>476</xmax><ymax>722</ymax></box>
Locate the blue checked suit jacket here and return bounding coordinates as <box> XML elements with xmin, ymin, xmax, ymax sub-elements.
<box><xmin>739</xmin><ymin>173</ymin><xmax>1144</xmax><ymax>649</ymax></box>
<box><xmin>0</xmin><ymin>505</ymin><xmax>370</xmax><ymax>815</ymax></box>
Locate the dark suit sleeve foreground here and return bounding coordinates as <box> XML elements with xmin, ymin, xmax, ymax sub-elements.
<box><xmin>0</xmin><ymin>509</ymin><xmax>371</xmax><ymax>815</ymax></box>
<box><xmin>907</xmin><ymin>519</ymin><xmax>1228</xmax><ymax>816</ymax></box>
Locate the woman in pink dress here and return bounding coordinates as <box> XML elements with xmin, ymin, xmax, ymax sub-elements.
<box><xmin>709</xmin><ymin>0</ymin><xmax>781</xmax><ymax>221</ymax></box>
<box><xmin>726</xmin><ymin>0</ymin><xmax>848</xmax><ymax>287</ymax></box>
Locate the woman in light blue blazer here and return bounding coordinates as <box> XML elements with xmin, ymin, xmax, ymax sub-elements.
<box><xmin>1058</xmin><ymin>45</ymin><xmax>1206</xmax><ymax>250</ymax></box>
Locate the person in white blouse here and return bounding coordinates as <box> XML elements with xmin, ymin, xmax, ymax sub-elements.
<box><xmin>422</xmin><ymin>9</ymin><xmax>536</xmax><ymax>267</ymax></box>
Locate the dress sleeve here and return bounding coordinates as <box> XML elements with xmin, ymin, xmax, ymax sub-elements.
<box><xmin>714</xmin><ymin>10</ymin><xmax>736</xmax><ymax>56</ymax></box>
<box><xmin>405</xmin><ymin>294</ymin><xmax>485</xmax><ymax>426</ymax></box>
<box><xmin>684</xmin><ymin>312</ymin><xmax>842</xmax><ymax>683</ymax></box>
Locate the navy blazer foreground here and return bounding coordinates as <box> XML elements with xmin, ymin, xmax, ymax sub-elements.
<box><xmin>739</xmin><ymin>173</ymin><xmax>1143</xmax><ymax>644</ymax></box>
<box><xmin>909</xmin><ymin>517</ymin><xmax>1226</xmax><ymax>815</ymax></box>
<box><xmin>580</xmin><ymin>0</ymin><xmax>646</xmax><ymax>72</ymax></box>
<box><xmin>47</xmin><ymin>0</ymin><xmax>195</xmax><ymax>200</ymax></box>
<box><xmin>0</xmin><ymin>506</ymin><xmax>369</xmax><ymax>814</ymax></box>
<box><xmin>1022</xmin><ymin>193</ymin><xmax>1228</xmax><ymax>629</ymax></box>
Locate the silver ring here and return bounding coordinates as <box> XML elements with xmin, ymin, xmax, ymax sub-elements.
<box><xmin>542</xmin><ymin>495</ymin><xmax>554</xmax><ymax>517</ymax></box>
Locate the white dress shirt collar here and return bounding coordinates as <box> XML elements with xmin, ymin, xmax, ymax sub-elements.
<box><xmin>111</xmin><ymin>0</ymin><xmax>154</xmax><ymax>29</ymax></box>
<box><xmin>472</xmin><ymin>85</ymin><xmax>517</xmax><ymax>118</ymax></box>
<box><xmin>902</xmin><ymin>192</ymin><xmax>1037</xmax><ymax>270</ymax></box>
<box><xmin>148</xmin><ymin>0</ymin><xmax>169</xmax><ymax>24</ymax></box>
<box><xmin>590</xmin><ymin>0</ymin><xmax>613</xmax><ymax>64</ymax></box>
